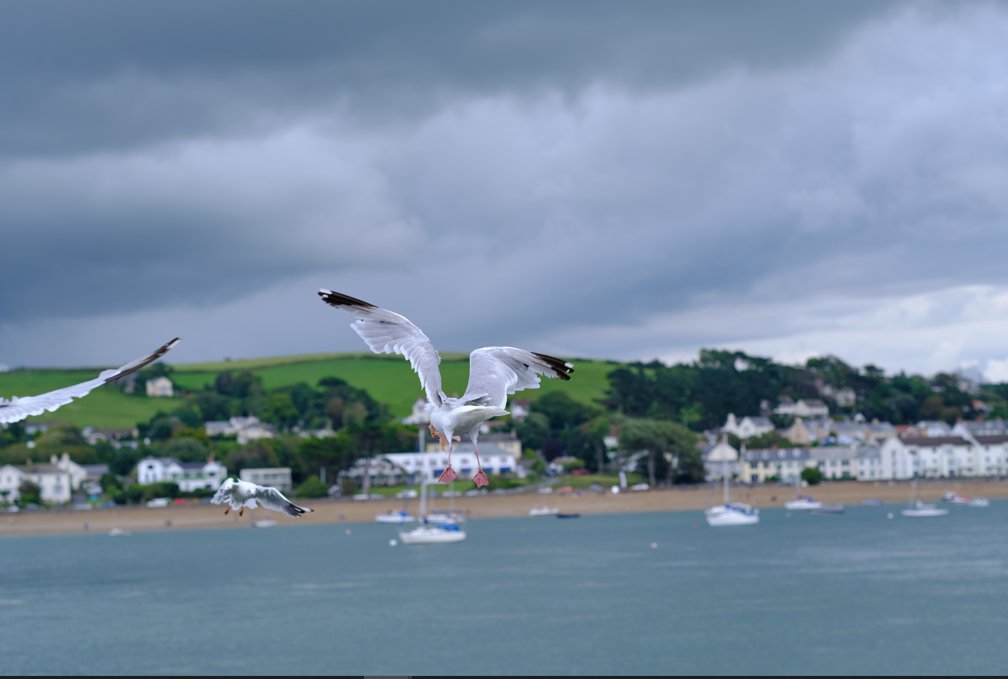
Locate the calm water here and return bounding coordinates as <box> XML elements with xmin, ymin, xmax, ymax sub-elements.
<box><xmin>1</xmin><ymin>501</ymin><xmax>1006</xmax><ymax>676</ymax></box>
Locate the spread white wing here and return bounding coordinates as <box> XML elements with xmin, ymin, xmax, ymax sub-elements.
<box><xmin>318</xmin><ymin>289</ymin><xmax>446</xmax><ymax>407</ymax></box>
<box><xmin>253</xmin><ymin>485</ymin><xmax>314</xmax><ymax>517</ymax></box>
<box><xmin>459</xmin><ymin>347</ymin><xmax>574</xmax><ymax>410</ymax></box>
<box><xmin>0</xmin><ymin>337</ymin><xmax>181</xmax><ymax>425</ymax></box>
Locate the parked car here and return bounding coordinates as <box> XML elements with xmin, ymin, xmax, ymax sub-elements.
<box><xmin>145</xmin><ymin>497</ymin><xmax>170</xmax><ymax>508</ymax></box>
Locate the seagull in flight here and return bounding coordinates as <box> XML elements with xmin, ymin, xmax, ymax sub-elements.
<box><xmin>317</xmin><ymin>289</ymin><xmax>574</xmax><ymax>488</ymax></box>
<box><xmin>211</xmin><ymin>477</ymin><xmax>314</xmax><ymax>518</ymax></box>
<box><xmin>0</xmin><ymin>337</ymin><xmax>181</xmax><ymax>425</ymax></box>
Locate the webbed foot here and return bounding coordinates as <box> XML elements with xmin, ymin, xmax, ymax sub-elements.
<box><xmin>437</xmin><ymin>466</ymin><xmax>458</xmax><ymax>484</ymax></box>
<box><xmin>472</xmin><ymin>469</ymin><xmax>489</xmax><ymax>488</ymax></box>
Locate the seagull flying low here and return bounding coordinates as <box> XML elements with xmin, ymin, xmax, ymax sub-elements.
<box><xmin>211</xmin><ymin>477</ymin><xmax>314</xmax><ymax>518</ymax></box>
<box><xmin>317</xmin><ymin>289</ymin><xmax>574</xmax><ymax>488</ymax></box>
<box><xmin>0</xmin><ymin>337</ymin><xmax>181</xmax><ymax>425</ymax></box>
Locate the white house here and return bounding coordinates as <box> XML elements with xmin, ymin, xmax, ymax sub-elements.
<box><xmin>740</xmin><ymin>447</ymin><xmax>813</xmax><ymax>484</ymax></box>
<box><xmin>0</xmin><ymin>462</ymin><xmax>72</xmax><ymax>505</ymax></box>
<box><xmin>137</xmin><ymin>456</ymin><xmax>184</xmax><ymax>485</ymax></box>
<box><xmin>880</xmin><ymin>436</ymin><xmax>982</xmax><ymax>480</ymax></box>
<box><xmin>145</xmin><ymin>376</ymin><xmax>174</xmax><ymax>397</ymax></box>
<box><xmin>854</xmin><ymin>446</ymin><xmax>885</xmax><ymax>480</ymax></box>
<box><xmin>774</xmin><ymin>398</ymin><xmax>830</xmax><ymax>419</ymax></box>
<box><xmin>702</xmin><ymin>439</ymin><xmax>741</xmax><ymax>482</ymax></box>
<box><xmin>971</xmin><ymin>435</ymin><xmax>1008</xmax><ymax>477</ymax></box>
<box><xmin>809</xmin><ymin>446</ymin><xmax>860</xmax><ymax>480</ymax></box>
<box><xmin>722</xmin><ymin>413</ymin><xmax>775</xmax><ymax>440</ymax></box>
<box><xmin>240</xmin><ymin>467</ymin><xmax>293</xmax><ymax>493</ymax></box>
<box><xmin>136</xmin><ymin>456</ymin><xmax>227</xmax><ymax>491</ymax></box>
<box><xmin>342</xmin><ymin>443</ymin><xmax>522</xmax><ymax>487</ymax></box>
<box><xmin>204</xmin><ymin>416</ymin><xmax>277</xmax><ymax>445</ymax></box>
<box><xmin>51</xmin><ymin>452</ymin><xmax>88</xmax><ymax>490</ymax></box>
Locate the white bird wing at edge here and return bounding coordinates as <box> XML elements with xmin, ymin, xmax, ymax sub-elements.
<box><xmin>0</xmin><ymin>337</ymin><xmax>181</xmax><ymax>425</ymax></box>
<box><xmin>459</xmin><ymin>347</ymin><xmax>574</xmax><ymax>410</ymax></box>
<box><xmin>253</xmin><ymin>485</ymin><xmax>313</xmax><ymax>517</ymax></box>
<box><xmin>318</xmin><ymin>289</ymin><xmax>446</xmax><ymax>407</ymax></box>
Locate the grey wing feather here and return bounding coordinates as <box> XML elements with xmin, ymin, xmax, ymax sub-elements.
<box><xmin>0</xmin><ymin>337</ymin><xmax>181</xmax><ymax>425</ymax></box>
<box><xmin>318</xmin><ymin>290</ymin><xmax>445</xmax><ymax>407</ymax></box>
<box><xmin>254</xmin><ymin>486</ymin><xmax>314</xmax><ymax>518</ymax></box>
<box><xmin>460</xmin><ymin>347</ymin><xmax>574</xmax><ymax>409</ymax></box>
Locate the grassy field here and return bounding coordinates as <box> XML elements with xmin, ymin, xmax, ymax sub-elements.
<box><xmin>0</xmin><ymin>353</ymin><xmax>619</xmax><ymax>429</ymax></box>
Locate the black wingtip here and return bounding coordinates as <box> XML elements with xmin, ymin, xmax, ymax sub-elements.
<box><xmin>105</xmin><ymin>337</ymin><xmax>182</xmax><ymax>384</ymax></box>
<box><xmin>532</xmin><ymin>352</ymin><xmax>575</xmax><ymax>381</ymax></box>
<box><xmin>288</xmin><ymin>502</ymin><xmax>312</xmax><ymax>517</ymax></box>
<box><xmin>318</xmin><ymin>289</ymin><xmax>377</xmax><ymax>310</ymax></box>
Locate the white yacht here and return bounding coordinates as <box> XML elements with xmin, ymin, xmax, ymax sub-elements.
<box><xmin>901</xmin><ymin>500</ymin><xmax>949</xmax><ymax>517</ymax></box>
<box><xmin>398</xmin><ymin>521</ymin><xmax>466</xmax><ymax>544</ymax></box>
<box><xmin>375</xmin><ymin>509</ymin><xmax>416</xmax><ymax>524</ymax></box>
<box><xmin>705</xmin><ymin>439</ymin><xmax>758</xmax><ymax>527</ymax></box>
<box><xmin>705</xmin><ymin>502</ymin><xmax>760</xmax><ymax>526</ymax></box>
<box><xmin>902</xmin><ymin>482</ymin><xmax>948</xmax><ymax>517</ymax></box>
<box><xmin>941</xmin><ymin>491</ymin><xmax>989</xmax><ymax>507</ymax></box>
<box><xmin>785</xmin><ymin>495</ymin><xmax>822</xmax><ymax>511</ymax></box>
<box><xmin>398</xmin><ymin>451</ymin><xmax>466</xmax><ymax>545</ymax></box>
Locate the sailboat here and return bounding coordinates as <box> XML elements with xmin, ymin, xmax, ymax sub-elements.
<box><xmin>704</xmin><ymin>440</ymin><xmax>758</xmax><ymax>527</ymax></box>
<box><xmin>398</xmin><ymin>437</ymin><xmax>466</xmax><ymax>545</ymax></box>
<box><xmin>901</xmin><ymin>480</ymin><xmax>948</xmax><ymax>517</ymax></box>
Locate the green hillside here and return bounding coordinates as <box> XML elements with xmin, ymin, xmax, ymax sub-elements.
<box><xmin>0</xmin><ymin>353</ymin><xmax>617</xmax><ymax>429</ymax></box>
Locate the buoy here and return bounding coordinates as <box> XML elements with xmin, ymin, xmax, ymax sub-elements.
<box><xmin>345</xmin><ymin>528</ymin><xmax>352</xmax><ymax>535</ymax></box>
<box><xmin>389</xmin><ymin>538</ymin><xmax>397</xmax><ymax>546</ymax></box>
<box><xmin>650</xmin><ymin>542</ymin><xmax>658</xmax><ymax>550</ymax></box>
<box><xmin>886</xmin><ymin>512</ymin><xmax>894</xmax><ymax>519</ymax></box>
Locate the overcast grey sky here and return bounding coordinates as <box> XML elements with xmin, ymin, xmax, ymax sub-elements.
<box><xmin>2</xmin><ymin>0</ymin><xmax>1008</xmax><ymax>381</ymax></box>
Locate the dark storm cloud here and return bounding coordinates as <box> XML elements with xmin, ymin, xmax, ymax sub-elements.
<box><xmin>3</xmin><ymin>0</ymin><xmax>1008</xmax><ymax>380</ymax></box>
<box><xmin>0</xmin><ymin>0</ymin><xmax>898</xmax><ymax>155</ymax></box>
<box><xmin>0</xmin><ymin>0</ymin><xmax>900</xmax><ymax>324</ymax></box>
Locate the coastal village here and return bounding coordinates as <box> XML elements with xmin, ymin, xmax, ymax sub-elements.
<box><xmin>3</xmin><ymin>387</ymin><xmax>1006</xmax><ymax>510</ymax></box>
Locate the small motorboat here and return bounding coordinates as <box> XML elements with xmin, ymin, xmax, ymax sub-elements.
<box><xmin>809</xmin><ymin>504</ymin><xmax>845</xmax><ymax>514</ymax></box>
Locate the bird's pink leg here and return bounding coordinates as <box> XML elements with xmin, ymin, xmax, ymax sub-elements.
<box><xmin>472</xmin><ymin>444</ymin><xmax>489</xmax><ymax>488</ymax></box>
<box><xmin>437</xmin><ymin>440</ymin><xmax>457</xmax><ymax>484</ymax></box>
<box><xmin>239</xmin><ymin>507</ymin><xmax>244</xmax><ymax>517</ymax></box>
<box><xmin>224</xmin><ymin>506</ymin><xmax>230</xmax><ymax>515</ymax></box>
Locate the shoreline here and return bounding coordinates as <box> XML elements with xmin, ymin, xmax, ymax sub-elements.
<box><xmin>2</xmin><ymin>477</ymin><xmax>1005</xmax><ymax>538</ymax></box>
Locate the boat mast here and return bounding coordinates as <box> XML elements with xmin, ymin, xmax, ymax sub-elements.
<box><xmin>722</xmin><ymin>458</ymin><xmax>729</xmax><ymax>505</ymax></box>
<box><xmin>417</xmin><ymin>424</ymin><xmax>427</xmax><ymax>519</ymax></box>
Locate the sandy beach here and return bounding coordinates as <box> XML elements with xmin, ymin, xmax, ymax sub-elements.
<box><xmin>3</xmin><ymin>477</ymin><xmax>1006</xmax><ymax>538</ymax></box>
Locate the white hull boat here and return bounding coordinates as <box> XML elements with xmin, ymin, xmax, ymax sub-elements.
<box><xmin>705</xmin><ymin>445</ymin><xmax>758</xmax><ymax>527</ymax></box>
<box><xmin>705</xmin><ymin>503</ymin><xmax>760</xmax><ymax>526</ymax></box>
<box><xmin>398</xmin><ymin>448</ymin><xmax>466</xmax><ymax>544</ymax></box>
<box><xmin>424</xmin><ymin>509</ymin><xmax>465</xmax><ymax>525</ymax></box>
<box><xmin>398</xmin><ymin>522</ymin><xmax>467</xmax><ymax>544</ymax></box>
<box><xmin>902</xmin><ymin>481</ymin><xmax>948</xmax><ymax>517</ymax></box>
<box><xmin>785</xmin><ymin>495</ymin><xmax>822</xmax><ymax>511</ymax></box>
<box><xmin>941</xmin><ymin>491</ymin><xmax>989</xmax><ymax>507</ymax></box>
<box><xmin>901</xmin><ymin>501</ymin><xmax>948</xmax><ymax>517</ymax></box>
<box><xmin>376</xmin><ymin>510</ymin><xmax>416</xmax><ymax>524</ymax></box>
